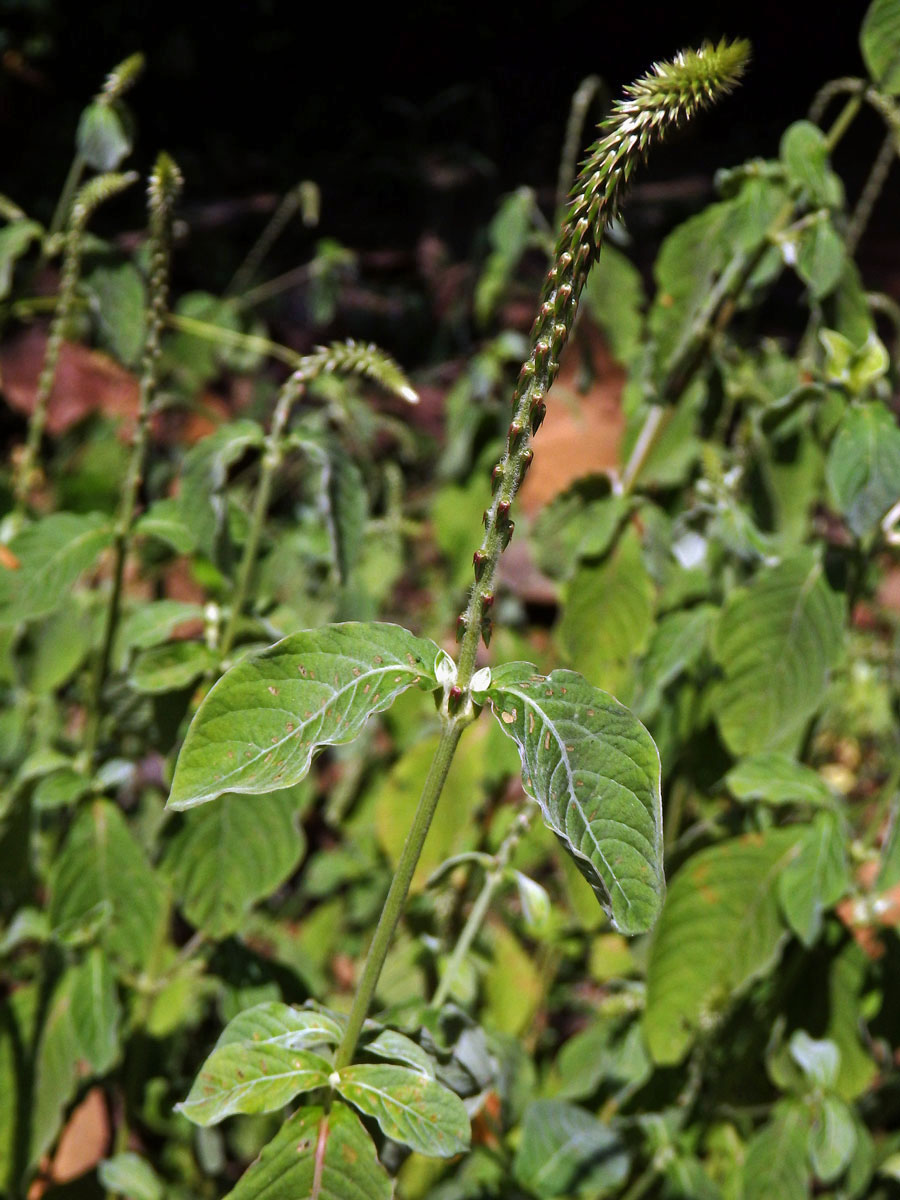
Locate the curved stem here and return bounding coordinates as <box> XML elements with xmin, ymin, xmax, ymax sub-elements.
<box><xmin>165</xmin><ymin>311</ymin><xmax>304</xmax><ymax>369</ymax></box>
<box><xmin>432</xmin><ymin>872</ymin><xmax>499</xmax><ymax>1010</ymax></box>
<box><xmin>334</xmin><ymin>716</ymin><xmax>468</xmax><ymax>1070</ymax></box>
<box><xmin>432</xmin><ymin>808</ymin><xmax>533</xmax><ymax>1008</ymax></box>
<box><xmin>219</xmin><ymin>375</ymin><xmax>304</xmax><ymax>661</ymax></box>
<box><xmin>846</xmin><ymin>131</ymin><xmax>894</xmax><ymax>255</ymax></box>
<box><xmin>555</xmin><ymin>75</ymin><xmax>604</xmax><ymax>222</ymax></box>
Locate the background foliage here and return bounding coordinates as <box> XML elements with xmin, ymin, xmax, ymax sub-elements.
<box><xmin>2</xmin><ymin>3</ymin><xmax>900</xmax><ymax>1198</ymax></box>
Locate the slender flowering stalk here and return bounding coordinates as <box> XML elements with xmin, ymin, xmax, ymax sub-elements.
<box><xmin>14</xmin><ymin>170</ymin><xmax>137</xmax><ymax>513</ymax></box>
<box><xmin>454</xmin><ymin>40</ymin><xmax>750</xmax><ymax>687</ymax></box>
<box><xmin>84</xmin><ymin>154</ymin><xmax>181</xmax><ymax>764</ymax></box>
<box><xmin>219</xmin><ymin>339</ymin><xmax>417</xmax><ymax>659</ymax></box>
<box><xmin>330</xmin><ymin>43</ymin><xmax>750</xmax><ymax>1072</ymax></box>
<box><xmin>46</xmin><ymin>53</ymin><xmax>144</xmax><ymax>244</ymax></box>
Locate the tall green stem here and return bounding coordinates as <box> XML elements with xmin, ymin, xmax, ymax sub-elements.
<box><xmin>334</xmin><ymin>716</ymin><xmax>468</xmax><ymax>1070</ymax></box>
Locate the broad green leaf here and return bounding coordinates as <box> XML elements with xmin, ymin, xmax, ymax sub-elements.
<box><xmin>742</xmin><ymin>1101</ymin><xmax>809</xmax><ymax>1200</ymax></box>
<box><xmin>712</xmin><ymin>553</ymin><xmax>844</xmax><ymax>755</ymax></box>
<box><xmin>131</xmin><ymin>641</ymin><xmax>216</xmax><ymax>693</ymax></box>
<box><xmin>170</xmin><ymin>291</ymin><xmax>244</xmax><ymax>385</ymax></box>
<box><xmin>778</xmin><ymin>814</ymin><xmax>851</xmax><ymax>945</ymax></box>
<box><xmin>633</xmin><ymin>604</ymin><xmax>715</xmax><ymax>720</ymax></box>
<box><xmin>212</xmin><ymin>1001</ymin><xmax>343</xmax><ymax>1053</ymax></box>
<box><xmin>29</xmin><ymin>972</ymin><xmax>81</xmax><ymax>1167</ymax></box>
<box><xmin>375</xmin><ymin>724</ymin><xmax>484</xmax><ymax>889</ymax></box>
<box><xmin>810</xmin><ymin>1094</ymin><xmax>857</xmax><ymax>1182</ymax></box>
<box><xmin>118</xmin><ymin>599</ymin><xmax>206</xmax><ymax>654</ymax></box>
<box><xmin>554</xmin><ymin>1018</ymin><xmax>650</xmax><ymax>1101</ymax></box>
<box><xmin>178</xmin><ymin>1041</ymin><xmax>332</xmax><ymax>1124</ymax></box>
<box><xmin>826</xmin><ymin>402</ymin><xmax>900</xmax><ymax>537</ymax></box>
<box><xmin>99</xmin><ymin>1153</ymin><xmax>164</xmax><ymax>1200</ymax></box>
<box><xmin>643</xmin><ymin>828</ymin><xmax>800</xmax><ymax>1064</ymax></box>
<box><xmin>796</xmin><ymin>217</ymin><xmax>845</xmax><ymax>300</ymax></box>
<box><xmin>169</xmin><ymin>622</ymin><xmax>441</xmax><ymax>809</ymax></box>
<box><xmin>861</xmin><ymin>0</ymin><xmax>900</xmax><ymax>93</ymax></box>
<box><xmin>363</xmin><ymin>1029</ymin><xmax>436</xmax><ymax>1078</ymax></box>
<box><xmin>28</xmin><ymin>604</ymin><xmax>94</xmax><ymax>693</ymax></box>
<box><xmin>475</xmin><ymin>187</ymin><xmax>536</xmax><ymax>325</ymax></box>
<box><xmin>134</xmin><ymin>498</ymin><xmax>197</xmax><ymax>553</ymax></box>
<box><xmin>513</xmin><ymin>1099</ymin><xmax>630</xmax><ymax>1199</ymax></box>
<box><xmin>483</xmin><ymin>920</ymin><xmax>544</xmax><ymax>1034</ymax></box>
<box><xmin>725</xmin><ymin>753</ymin><xmax>834</xmax><ymax>807</ymax></box>
<box><xmin>557</xmin><ymin>527</ymin><xmax>654</xmax><ymax>694</ymax></box>
<box><xmin>225</xmin><ymin>1104</ymin><xmax>390</xmax><ymax>1200</ymax></box>
<box><xmin>780</xmin><ymin>121</ymin><xmax>842</xmax><ymax>208</ymax></box>
<box><xmin>336</xmin><ymin>1063</ymin><xmax>470</xmax><ymax>1157</ymax></box>
<box><xmin>85</xmin><ymin>262</ymin><xmax>146</xmax><ymax>366</ymax></box>
<box><xmin>49</xmin><ymin>800</ymin><xmax>168</xmax><ymax>971</ymax></box>
<box><xmin>0</xmin><ymin>512</ymin><xmax>113</xmax><ymax>626</ymax></box>
<box><xmin>649</xmin><ymin>198</ymin><xmax>735</xmax><ymax>374</ymax></box>
<box><xmin>582</xmin><ymin>243</ymin><xmax>646</xmax><ymax>365</ymax></box>
<box><xmin>488</xmin><ymin>663</ymin><xmax>664</xmax><ymax>935</ymax></box>
<box><xmin>0</xmin><ymin>986</ymin><xmax>37</xmax><ymax>1187</ymax></box>
<box><xmin>662</xmin><ymin>1157</ymin><xmax>721</xmax><ymax>1200</ymax></box>
<box><xmin>789</xmin><ymin>1030</ymin><xmax>840</xmax><ymax>1090</ymax></box>
<box><xmin>69</xmin><ymin>947</ymin><xmax>120</xmax><ymax>1073</ymax></box>
<box><xmin>326</xmin><ymin>449</ymin><xmax>368</xmax><ymax>585</ymax></box>
<box><xmin>513</xmin><ymin>870</ymin><xmax>552</xmax><ymax>931</ymax></box>
<box><xmin>533</xmin><ymin>486</ymin><xmax>628</xmax><ymax>581</ymax></box>
<box><xmin>178</xmin><ymin>419</ymin><xmax>264</xmax><ymax>560</ymax></box>
<box><xmin>77</xmin><ymin>100</ymin><xmax>132</xmax><ymax>169</ymax></box>
<box><xmin>0</xmin><ymin>219</ymin><xmax>42</xmax><ymax>298</ymax></box>
<box><xmin>164</xmin><ymin>791</ymin><xmax>305</xmax><ymax>938</ymax></box>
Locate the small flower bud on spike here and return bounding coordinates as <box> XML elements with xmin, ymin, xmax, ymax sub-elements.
<box><xmin>447</xmin><ymin>685</ymin><xmax>465</xmax><ymax>714</ymax></box>
<box><xmin>482</xmin><ymin>591</ymin><xmax>495</xmax><ymax>613</ymax></box>
<box><xmin>481</xmin><ymin>619</ymin><xmax>493</xmax><ymax>648</ymax></box>
<box><xmin>531</xmin><ymin>401</ymin><xmax>547</xmax><ymax>435</ymax></box>
<box><xmin>473</xmin><ymin>550</ymin><xmax>487</xmax><ymax>581</ymax></box>
<box><xmin>491</xmin><ymin>463</ymin><xmax>504</xmax><ymax>493</ymax></box>
<box><xmin>456</xmin><ymin>614</ymin><xmax>468</xmax><ymax>642</ymax></box>
<box><xmin>520</xmin><ymin>448</ymin><xmax>534</xmax><ymax>477</ymax></box>
<box><xmin>501</xmin><ymin>520</ymin><xmax>515</xmax><ymax>549</ymax></box>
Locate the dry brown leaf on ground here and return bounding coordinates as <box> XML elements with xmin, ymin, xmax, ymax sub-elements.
<box><xmin>1</xmin><ymin>326</ymin><xmax>139</xmax><ymax>434</ymax></box>
<box><xmin>517</xmin><ymin>324</ymin><xmax>624</xmax><ymax>515</ymax></box>
<box><xmin>27</xmin><ymin>1087</ymin><xmax>110</xmax><ymax>1198</ymax></box>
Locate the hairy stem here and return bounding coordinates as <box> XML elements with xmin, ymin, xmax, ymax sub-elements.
<box><xmin>334</xmin><ymin>716</ymin><xmax>469</xmax><ymax>1070</ymax></box>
